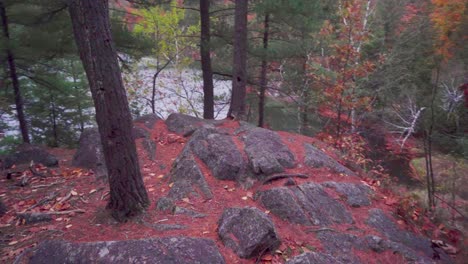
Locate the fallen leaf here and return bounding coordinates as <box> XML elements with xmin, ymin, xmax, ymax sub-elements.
<box><xmin>89</xmin><ymin>189</ymin><xmax>97</xmax><ymax>194</ymax></box>
<box><xmin>157</xmin><ymin>174</ymin><xmax>164</xmax><ymax>179</ymax></box>
<box><xmin>65</xmin><ymin>224</ymin><xmax>73</xmax><ymax>229</ymax></box>
<box><xmin>241</xmin><ymin>196</ymin><xmax>248</xmax><ymax>201</ymax></box>
<box><xmin>8</xmin><ymin>241</ymin><xmax>18</xmax><ymax>246</ymax></box>
<box><xmin>148</xmin><ymin>188</ymin><xmax>155</xmax><ymax>192</ymax></box>
<box><xmin>71</xmin><ymin>190</ymin><xmax>78</xmax><ymax>196</ymax></box>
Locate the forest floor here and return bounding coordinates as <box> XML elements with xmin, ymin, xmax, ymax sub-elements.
<box><xmin>0</xmin><ymin>120</ymin><xmax>466</xmax><ymax>263</ymax></box>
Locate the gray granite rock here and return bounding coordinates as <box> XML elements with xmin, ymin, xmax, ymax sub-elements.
<box><xmin>304</xmin><ymin>144</ymin><xmax>355</xmax><ymax>176</ymax></box>
<box><xmin>257</xmin><ymin>183</ymin><xmax>353</xmax><ymax>226</ymax></box>
<box><xmin>244</xmin><ymin>127</ymin><xmax>295</xmax><ymax>176</ymax></box>
<box><xmin>286</xmin><ymin>252</ymin><xmax>348</xmax><ymax>264</ymax></box>
<box><xmin>134</xmin><ymin>114</ymin><xmax>160</xmax><ymax>129</ymax></box>
<box><xmin>322</xmin><ymin>182</ymin><xmax>372</xmax><ymax>207</ymax></box>
<box><xmin>189</xmin><ymin>127</ymin><xmax>246</xmax><ymax>181</ymax></box>
<box><xmin>72</xmin><ymin>129</ymin><xmax>107</xmax><ymax>180</ymax></box>
<box><xmin>4</xmin><ymin>144</ymin><xmax>58</xmax><ymax>169</ymax></box>
<box><xmin>218</xmin><ymin>207</ymin><xmax>280</xmax><ymax>259</ymax></box>
<box><xmin>26</xmin><ymin>237</ymin><xmax>225</xmax><ymax>264</ymax></box>
<box><xmin>167</xmin><ymin>150</ymin><xmax>212</xmax><ymax>200</ymax></box>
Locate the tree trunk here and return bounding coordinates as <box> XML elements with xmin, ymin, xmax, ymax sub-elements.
<box><xmin>0</xmin><ymin>1</ymin><xmax>30</xmax><ymax>143</ymax></box>
<box><xmin>200</xmin><ymin>0</ymin><xmax>214</xmax><ymax>119</ymax></box>
<box><xmin>68</xmin><ymin>0</ymin><xmax>149</xmax><ymax>222</ymax></box>
<box><xmin>228</xmin><ymin>0</ymin><xmax>248</xmax><ymax>119</ymax></box>
<box><xmin>258</xmin><ymin>13</ymin><xmax>269</xmax><ymax>127</ymax></box>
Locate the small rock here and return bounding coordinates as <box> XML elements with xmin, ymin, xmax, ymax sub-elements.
<box><xmin>17</xmin><ymin>212</ymin><xmax>52</xmax><ymax>225</ymax></box>
<box><xmin>156</xmin><ymin>197</ymin><xmax>175</xmax><ymax>212</ymax></box>
<box><xmin>173</xmin><ymin>207</ymin><xmax>206</xmax><ymax>218</ymax></box>
<box><xmin>364</xmin><ymin>235</ymin><xmax>385</xmax><ymax>253</ymax></box>
<box><xmin>153</xmin><ymin>224</ymin><xmax>186</xmax><ymax>231</ymax></box>
<box><xmin>218</xmin><ymin>207</ymin><xmax>280</xmax><ymax>259</ymax></box>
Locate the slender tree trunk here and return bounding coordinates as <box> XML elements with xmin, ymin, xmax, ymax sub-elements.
<box><xmin>200</xmin><ymin>0</ymin><xmax>214</xmax><ymax>119</ymax></box>
<box><xmin>49</xmin><ymin>90</ymin><xmax>58</xmax><ymax>147</ymax></box>
<box><xmin>0</xmin><ymin>1</ymin><xmax>29</xmax><ymax>143</ymax></box>
<box><xmin>228</xmin><ymin>0</ymin><xmax>248</xmax><ymax>119</ymax></box>
<box><xmin>300</xmin><ymin>57</ymin><xmax>310</xmax><ymax>134</ymax></box>
<box><xmin>68</xmin><ymin>0</ymin><xmax>149</xmax><ymax>222</ymax></box>
<box><xmin>70</xmin><ymin>60</ymin><xmax>84</xmax><ymax>132</ymax></box>
<box><xmin>258</xmin><ymin>13</ymin><xmax>269</xmax><ymax>127</ymax></box>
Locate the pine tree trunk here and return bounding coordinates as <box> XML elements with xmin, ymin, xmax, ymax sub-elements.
<box><xmin>200</xmin><ymin>0</ymin><xmax>214</xmax><ymax>119</ymax></box>
<box><xmin>228</xmin><ymin>0</ymin><xmax>248</xmax><ymax>119</ymax></box>
<box><xmin>258</xmin><ymin>13</ymin><xmax>269</xmax><ymax>127</ymax></box>
<box><xmin>0</xmin><ymin>1</ymin><xmax>30</xmax><ymax>143</ymax></box>
<box><xmin>68</xmin><ymin>0</ymin><xmax>149</xmax><ymax>222</ymax></box>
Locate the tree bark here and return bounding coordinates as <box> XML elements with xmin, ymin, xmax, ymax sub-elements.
<box><xmin>228</xmin><ymin>0</ymin><xmax>248</xmax><ymax>119</ymax></box>
<box><xmin>200</xmin><ymin>0</ymin><xmax>214</xmax><ymax>119</ymax></box>
<box><xmin>68</xmin><ymin>0</ymin><xmax>149</xmax><ymax>222</ymax></box>
<box><xmin>0</xmin><ymin>1</ymin><xmax>30</xmax><ymax>143</ymax></box>
<box><xmin>258</xmin><ymin>13</ymin><xmax>269</xmax><ymax>127</ymax></box>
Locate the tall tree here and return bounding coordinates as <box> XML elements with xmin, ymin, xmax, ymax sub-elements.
<box><xmin>200</xmin><ymin>0</ymin><xmax>214</xmax><ymax>119</ymax></box>
<box><xmin>258</xmin><ymin>12</ymin><xmax>269</xmax><ymax>127</ymax></box>
<box><xmin>68</xmin><ymin>0</ymin><xmax>149</xmax><ymax>222</ymax></box>
<box><xmin>0</xmin><ymin>0</ymin><xmax>29</xmax><ymax>143</ymax></box>
<box><xmin>228</xmin><ymin>0</ymin><xmax>248</xmax><ymax>119</ymax></box>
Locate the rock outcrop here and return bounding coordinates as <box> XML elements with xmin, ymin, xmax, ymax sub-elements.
<box><xmin>28</xmin><ymin>237</ymin><xmax>225</xmax><ymax>264</ymax></box>
<box><xmin>15</xmin><ymin>116</ymin><xmax>453</xmax><ymax>264</ymax></box>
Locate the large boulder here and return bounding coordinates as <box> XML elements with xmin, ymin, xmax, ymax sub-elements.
<box><xmin>166</xmin><ymin>149</ymin><xmax>212</xmax><ymax>200</ymax></box>
<box><xmin>72</xmin><ymin>129</ymin><xmax>106</xmax><ymax>180</ymax></box>
<box><xmin>165</xmin><ymin>113</ymin><xmax>206</xmax><ymax>136</ymax></box>
<box><xmin>189</xmin><ymin>127</ymin><xmax>246</xmax><ymax>181</ymax></box>
<box><xmin>257</xmin><ymin>183</ymin><xmax>353</xmax><ymax>226</ymax></box>
<box><xmin>304</xmin><ymin>144</ymin><xmax>355</xmax><ymax>176</ymax></box>
<box><xmin>26</xmin><ymin>237</ymin><xmax>225</xmax><ymax>264</ymax></box>
<box><xmin>134</xmin><ymin>114</ymin><xmax>160</xmax><ymax>129</ymax></box>
<box><xmin>218</xmin><ymin>207</ymin><xmax>280</xmax><ymax>259</ymax></box>
<box><xmin>3</xmin><ymin>144</ymin><xmax>58</xmax><ymax>169</ymax></box>
<box><xmin>243</xmin><ymin>127</ymin><xmax>295</xmax><ymax>176</ymax></box>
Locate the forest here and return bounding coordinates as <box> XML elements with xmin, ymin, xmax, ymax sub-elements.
<box><xmin>0</xmin><ymin>0</ymin><xmax>467</xmax><ymax>263</ymax></box>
